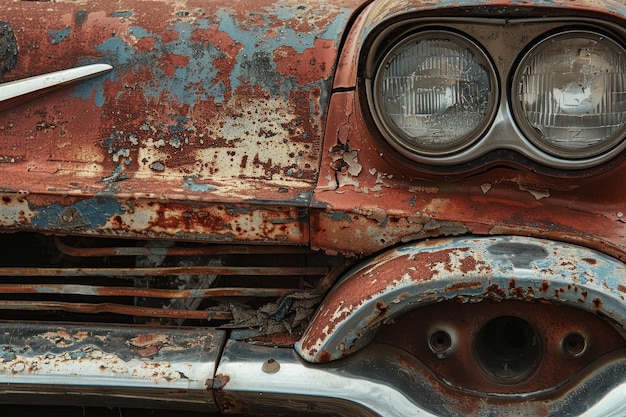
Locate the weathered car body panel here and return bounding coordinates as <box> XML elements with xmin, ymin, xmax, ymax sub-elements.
<box><xmin>0</xmin><ymin>0</ymin><xmax>625</xmax><ymax>259</ymax></box>
<box><xmin>0</xmin><ymin>0</ymin><xmax>364</xmax><ymax>244</ymax></box>
<box><xmin>1</xmin><ymin>0</ymin><xmax>626</xmax><ymax>416</ymax></box>
<box><xmin>311</xmin><ymin>0</ymin><xmax>626</xmax><ymax>257</ymax></box>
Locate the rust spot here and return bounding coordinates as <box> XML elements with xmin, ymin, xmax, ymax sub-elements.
<box><xmin>134</xmin><ymin>343</ymin><xmax>164</xmax><ymax>358</ymax></box>
<box><xmin>509</xmin><ymin>286</ymin><xmax>526</xmax><ymax>297</ymax></box>
<box><xmin>317</xmin><ymin>350</ymin><xmax>331</xmax><ymax>363</ymax></box>
<box><xmin>376</xmin><ymin>300</ymin><xmax>389</xmax><ymax>314</ymax></box>
<box><xmin>618</xmin><ymin>285</ymin><xmax>626</xmax><ymax>294</ymax></box>
<box><xmin>130</xmin><ymin>333</ymin><xmax>169</xmax><ymax>357</ymax></box>
<box><xmin>458</xmin><ymin>256</ymin><xmax>479</xmax><ymax>274</ymax></box>
<box><xmin>396</xmin><ymin>292</ymin><xmax>411</xmax><ymax>302</ymax></box>
<box><xmin>447</xmin><ymin>281</ymin><xmax>482</xmax><ymax>291</ymax></box>
<box><xmin>250</xmin><ymin>333</ymin><xmax>299</xmax><ymax>347</ymax></box>
<box><xmin>593</xmin><ymin>297</ymin><xmax>602</xmax><ymax>308</ymax></box>
<box><xmin>485</xmin><ymin>284</ymin><xmax>506</xmax><ymax>299</ymax></box>
<box><xmin>582</xmin><ymin>258</ymin><xmax>597</xmax><ymax>265</ymax></box>
<box><xmin>130</xmin><ymin>333</ymin><xmax>168</xmax><ymax>348</ymax></box>
<box><xmin>540</xmin><ymin>280</ymin><xmax>550</xmax><ymax>293</ymax></box>
<box><xmin>508</xmin><ymin>278</ymin><xmax>517</xmax><ymax>289</ymax></box>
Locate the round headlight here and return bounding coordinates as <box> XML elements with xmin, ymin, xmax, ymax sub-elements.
<box><xmin>371</xmin><ymin>31</ymin><xmax>497</xmax><ymax>158</ymax></box>
<box><xmin>513</xmin><ymin>31</ymin><xmax>626</xmax><ymax>159</ymax></box>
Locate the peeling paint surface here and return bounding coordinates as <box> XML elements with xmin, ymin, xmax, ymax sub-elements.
<box><xmin>310</xmin><ymin>86</ymin><xmax>626</xmax><ymax>257</ymax></box>
<box><xmin>297</xmin><ymin>236</ymin><xmax>626</xmax><ymax>362</ymax></box>
<box><xmin>0</xmin><ymin>0</ymin><xmax>364</xmax><ymax>242</ymax></box>
<box><xmin>0</xmin><ymin>323</ymin><xmax>225</xmax><ymax>411</ymax></box>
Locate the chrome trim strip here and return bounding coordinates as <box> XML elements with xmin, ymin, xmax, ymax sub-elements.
<box><xmin>0</xmin><ymin>323</ymin><xmax>225</xmax><ymax>412</ymax></box>
<box><xmin>214</xmin><ymin>340</ymin><xmax>439</xmax><ymax>417</ymax></box>
<box><xmin>0</xmin><ymin>64</ymin><xmax>112</xmax><ymax>112</ymax></box>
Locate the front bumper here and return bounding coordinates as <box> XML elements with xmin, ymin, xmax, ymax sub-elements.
<box><xmin>1</xmin><ymin>236</ymin><xmax>625</xmax><ymax>416</ymax></box>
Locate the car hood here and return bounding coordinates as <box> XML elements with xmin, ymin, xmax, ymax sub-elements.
<box><xmin>0</xmin><ymin>0</ymin><xmax>367</xmax><ymax>242</ymax></box>
<box><xmin>0</xmin><ymin>0</ymin><xmax>366</xmax><ymax>203</ymax></box>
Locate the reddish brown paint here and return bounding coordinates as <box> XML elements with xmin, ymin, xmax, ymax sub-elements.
<box><xmin>0</xmin><ymin>0</ymin><xmax>364</xmax><ymax>244</ymax></box>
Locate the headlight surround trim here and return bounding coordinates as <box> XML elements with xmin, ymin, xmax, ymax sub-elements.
<box><xmin>360</xmin><ymin>17</ymin><xmax>626</xmax><ymax>173</ymax></box>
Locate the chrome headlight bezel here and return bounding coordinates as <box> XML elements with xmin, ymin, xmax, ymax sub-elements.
<box><xmin>367</xmin><ymin>29</ymin><xmax>499</xmax><ymax>160</ymax></box>
<box><xmin>361</xmin><ymin>18</ymin><xmax>626</xmax><ymax>173</ymax></box>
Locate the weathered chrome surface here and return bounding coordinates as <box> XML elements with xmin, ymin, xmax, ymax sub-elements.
<box><xmin>297</xmin><ymin>236</ymin><xmax>626</xmax><ymax>363</ymax></box>
<box><xmin>0</xmin><ymin>323</ymin><xmax>226</xmax><ymax>411</ymax></box>
<box><xmin>215</xmin><ymin>339</ymin><xmax>626</xmax><ymax>417</ymax></box>
<box><xmin>214</xmin><ymin>339</ymin><xmax>439</xmax><ymax>417</ymax></box>
<box><xmin>0</xmin><ymin>64</ymin><xmax>112</xmax><ymax>113</ymax></box>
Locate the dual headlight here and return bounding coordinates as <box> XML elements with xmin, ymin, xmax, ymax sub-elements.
<box><xmin>369</xmin><ymin>28</ymin><xmax>626</xmax><ymax>168</ymax></box>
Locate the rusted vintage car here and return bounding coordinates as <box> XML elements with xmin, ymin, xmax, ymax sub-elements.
<box><xmin>1</xmin><ymin>0</ymin><xmax>626</xmax><ymax>416</ymax></box>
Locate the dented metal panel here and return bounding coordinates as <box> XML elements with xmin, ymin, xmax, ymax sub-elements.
<box><xmin>0</xmin><ymin>323</ymin><xmax>226</xmax><ymax>411</ymax></box>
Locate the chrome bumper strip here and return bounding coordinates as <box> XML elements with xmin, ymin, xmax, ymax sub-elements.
<box><xmin>0</xmin><ymin>323</ymin><xmax>225</xmax><ymax>412</ymax></box>
<box><xmin>215</xmin><ymin>340</ymin><xmax>626</xmax><ymax>417</ymax></box>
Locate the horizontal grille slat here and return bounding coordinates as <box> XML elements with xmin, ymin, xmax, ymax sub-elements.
<box><xmin>0</xmin><ymin>233</ymin><xmax>343</xmax><ymax>330</ymax></box>
<box><xmin>0</xmin><ymin>300</ymin><xmax>232</xmax><ymax>320</ymax></box>
<box><xmin>0</xmin><ymin>266</ymin><xmax>329</xmax><ymax>278</ymax></box>
<box><xmin>0</xmin><ymin>284</ymin><xmax>295</xmax><ymax>298</ymax></box>
<box><xmin>55</xmin><ymin>237</ymin><xmax>314</xmax><ymax>257</ymax></box>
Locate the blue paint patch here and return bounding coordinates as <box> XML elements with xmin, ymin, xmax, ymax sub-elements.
<box><xmin>183</xmin><ymin>177</ymin><xmax>216</xmax><ymax>192</ymax></box>
<box><xmin>110</xmin><ymin>11</ymin><xmax>134</xmax><ymax>18</ymax></box>
<box><xmin>75</xmin><ymin>5</ymin><xmax>355</xmax><ymax>110</ymax></box>
<box><xmin>323</xmin><ymin>211</ymin><xmax>352</xmax><ymax>222</ymax></box>
<box><xmin>150</xmin><ymin>161</ymin><xmax>165</xmax><ymax>171</ymax></box>
<box><xmin>169</xmin><ymin>135</ymin><xmax>182</xmax><ymax>148</ymax></box>
<box><xmin>31</xmin><ymin>195</ymin><xmax>125</xmax><ymax>229</ymax></box>
<box><xmin>49</xmin><ymin>27</ymin><xmax>71</xmax><ymax>45</ymax></box>
<box><xmin>168</xmin><ymin>115</ymin><xmax>189</xmax><ymax>134</ymax></box>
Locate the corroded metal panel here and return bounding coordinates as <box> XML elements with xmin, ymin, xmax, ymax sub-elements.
<box><xmin>0</xmin><ymin>323</ymin><xmax>226</xmax><ymax>411</ymax></box>
<box><xmin>310</xmin><ymin>90</ymin><xmax>626</xmax><ymax>257</ymax></box>
<box><xmin>0</xmin><ymin>191</ymin><xmax>310</xmax><ymax>243</ymax></box>
<box><xmin>297</xmin><ymin>236</ymin><xmax>626</xmax><ymax>363</ymax></box>
<box><xmin>311</xmin><ymin>0</ymin><xmax>626</xmax><ymax>257</ymax></box>
<box><xmin>0</xmin><ymin>0</ymin><xmax>364</xmax><ymax>242</ymax></box>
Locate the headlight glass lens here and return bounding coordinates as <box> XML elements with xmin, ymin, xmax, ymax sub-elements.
<box><xmin>513</xmin><ymin>31</ymin><xmax>626</xmax><ymax>159</ymax></box>
<box><xmin>373</xmin><ymin>31</ymin><xmax>496</xmax><ymax>157</ymax></box>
